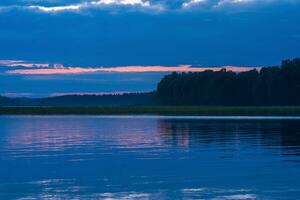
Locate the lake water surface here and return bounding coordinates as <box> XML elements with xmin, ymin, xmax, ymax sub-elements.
<box><xmin>0</xmin><ymin>116</ymin><xmax>300</xmax><ymax>199</ymax></box>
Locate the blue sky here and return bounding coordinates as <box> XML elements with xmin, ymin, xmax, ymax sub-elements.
<box><xmin>0</xmin><ymin>0</ymin><xmax>300</xmax><ymax>97</ymax></box>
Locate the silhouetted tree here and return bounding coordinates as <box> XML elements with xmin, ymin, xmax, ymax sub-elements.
<box><xmin>157</xmin><ymin>58</ymin><xmax>300</xmax><ymax>106</ymax></box>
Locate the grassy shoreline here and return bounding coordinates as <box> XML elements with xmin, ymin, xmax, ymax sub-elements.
<box><xmin>1</xmin><ymin>106</ymin><xmax>300</xmax><ymax>116</ymax></box>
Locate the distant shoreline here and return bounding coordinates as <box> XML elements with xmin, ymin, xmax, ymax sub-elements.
<box><xmin>1</xmin><ymin>106</ymin><xmax>300</xmax><ymax>116</ymax></box>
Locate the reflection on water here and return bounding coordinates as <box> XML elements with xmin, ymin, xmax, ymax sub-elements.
<box><xmin>158</xmin><ymin>119</ymin><xmax>300</xmax><ymax>158</ymax></box>
<box><xmin>0</xmin><ymin>116</ymin><xmax>300</xmax><ymax>199</ymax></box>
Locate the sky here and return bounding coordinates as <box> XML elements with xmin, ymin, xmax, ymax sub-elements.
<box><xmin>0</xmin><ymin>0</ymin><xmax>300</xmax><ymax>97</ymax></box>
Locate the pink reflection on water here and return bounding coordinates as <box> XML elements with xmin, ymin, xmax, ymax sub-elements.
<box><xmin>2</xmin><ymin>116</ymin><xmax>176</xmax><ymax>159</ymax></box>
<box><xmin>3</xmin><ymin>117</ymin><xmax>97</xmax><ymax>158</ymax></box>
<box><xmin>110</xmin><ymin>119</ymin><xmax>168</xmax><ymax>150</ymax></box>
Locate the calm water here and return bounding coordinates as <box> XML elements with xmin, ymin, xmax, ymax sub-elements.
<box><xmin>0</xmin><ymin>116</ymin><xmax>300</xmax><ymax>200</ymax></box>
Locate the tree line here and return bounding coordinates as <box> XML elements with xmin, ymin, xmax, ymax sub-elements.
<box><xmin>0</xmin><ymin>92</ymin><xmax>158</xmax><ymax>107</ymax></box>
<box><xmin>157</xmin><ymin>58</ymin><xmax>300</xmax><ymax>106</ymax></box>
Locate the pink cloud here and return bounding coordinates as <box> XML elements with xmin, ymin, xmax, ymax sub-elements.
<box><xmin>6</xmin><ymin>65</ymin><xmax>261</xmax><ymax>75</ymax></box>
<box><xmin>0</xmin><ymin>60</ymin><xmax>49</xmax><ymax>68</ymax></box>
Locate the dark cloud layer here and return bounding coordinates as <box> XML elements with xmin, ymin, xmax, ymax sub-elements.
<box><xmin>1</xmin><ymin>4</ymin><xmax>299</xmax><ymax>66</ymax></box>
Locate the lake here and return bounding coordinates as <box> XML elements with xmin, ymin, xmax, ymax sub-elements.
<box><xmin>0</xmin><ymin>116</ymin><xmax>300</xmax><ymax>199</ymax></box>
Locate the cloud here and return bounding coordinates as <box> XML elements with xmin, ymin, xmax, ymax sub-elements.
<box><xmin>1</xmin><ymin>60</ymin><xmax>262</xmax><ymax>75</ymax></box>
<box><xmin>0</xmin><ymin>0</ymin><xmax>163</xmax><ymax>13</ymax></box>
<box><xmin>216</xmin><ymin>0</ymin><xmax>258</xmax><ymax>7</ymax></box>
<box><xmin>181</xmin><ymin>0</ymin><xmax>300</xmax><ymax>9</ymax></box>
<box><xmin>0</xmin><ymin>0</ymin><xmax>299</xmax><ymax>13</ymax></box>
<box><xmin>218</xmin><ymin>0</ymin><xmax>257</xmax><ymax>4</ymax></box>
<box><xmin>29</xmin><ymin>5</ymin><xmax>82</xmax><ymax>12</ymax></box>
<box><xmin>182</xmin><ymin>0</ymin><xmax>207</xmax><ymax>8</ymax></box>
<box><xmin>4</xmin><ymin>62</ymin><xmax>261</xmax><ymax>74</ymax></box>
<box><xmin>0</xmin><ymin>60</ymin><xmax>50</xmax><ymax>68</ymax></box>
<box><xmin>30</xmin><ymin>0</ymin><xmax>152</xmax><ymax>12</ymax></box>
<box><xmin>0</xmin><ymin>60</ymin><xmax>24</xmax><ymax>66</ymax></box>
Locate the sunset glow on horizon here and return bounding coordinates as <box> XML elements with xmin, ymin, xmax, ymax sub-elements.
<box><xmin>5</xmin><ymin>64</ymin><xmax>261</xmax><ymax>75</ymax></box>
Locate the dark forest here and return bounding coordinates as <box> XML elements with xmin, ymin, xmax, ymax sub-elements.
<box><xmin>157</xmin><ymin>58</ymin><xmax>300</xmax><ymax>106</ymax></box>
